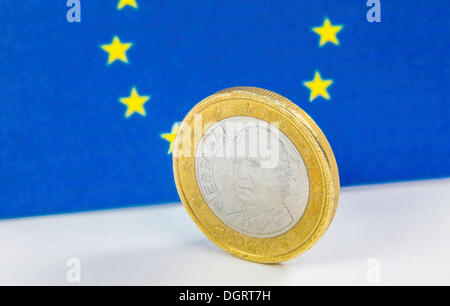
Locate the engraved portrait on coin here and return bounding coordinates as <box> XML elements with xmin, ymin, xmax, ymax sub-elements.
<box><xmin>196</xmin><ymin>116</ymin><xmax>310</xmax><ymax>238</ymax></box>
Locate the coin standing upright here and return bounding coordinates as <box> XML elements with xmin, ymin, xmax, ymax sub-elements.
<box><xmin>173</xmin><ymin>87</ymin><xmax>339</xmax><ymax>263</ymax></box>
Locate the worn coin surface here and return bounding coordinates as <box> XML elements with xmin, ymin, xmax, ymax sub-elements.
<box><xmin>173</xmin><ymin>87</ymin><xmax>339</xmax><ymax>263</ymax></box>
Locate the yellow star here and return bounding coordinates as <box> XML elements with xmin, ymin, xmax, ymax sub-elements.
<box><xmin>303</xmin><ymin>71</ymin><xmax>333</xmax><ymax>102</ymax></box>
<box><xmin>117</xmin><ymin>0</ymin><xmax>138</xmax><ymax>10</ymax></box>
<box><xmin>161</xmin><ymin>123</ymin><xmax>180</xmax><ymax>154</ymax></box>
<box><xmin>100</xmin><ymin>36</ymin><xmax>132</xmax><ymax>64</ymax></box>
<box><xmin>312</xmin><ymin>18</ymin><xmax>343</xmax><ymax>47</ymax></box>
<box><xmin>119</xmin><ymin>87</ymin><xmax>150</xmax><ymax>118</ymax></box>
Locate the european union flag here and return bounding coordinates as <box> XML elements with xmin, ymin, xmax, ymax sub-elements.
<box><xmin>0</xmin><ymin>0</ymin><xmax>449</xmax><ymax>219</ymax></box>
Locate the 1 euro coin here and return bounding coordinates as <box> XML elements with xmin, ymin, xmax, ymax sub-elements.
<box><xmin>173</xmin><ymin>87</ymin><xmax>339</xmax><ymax>263</ymax></box>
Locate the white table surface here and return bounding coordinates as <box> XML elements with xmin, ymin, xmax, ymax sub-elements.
<box><xmin>1</xmin><ymin>178</ymin><xmax>449</xmax><ymax>285</ymax></box>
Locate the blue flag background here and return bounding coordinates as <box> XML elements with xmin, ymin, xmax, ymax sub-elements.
<box><xmin>0</xmin><ymin>0</ymin><xmax>449</xmax><ymax>219</ymax></box>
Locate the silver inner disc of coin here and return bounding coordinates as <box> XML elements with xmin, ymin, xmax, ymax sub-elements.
<box><xmin>195</xmin><ymin>116</ymin><xmax>310</xmax><ymax>238</ymax></box>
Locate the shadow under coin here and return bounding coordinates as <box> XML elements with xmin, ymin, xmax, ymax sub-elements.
<box><xmin>79</xmin><ymin>239</ymin><xmax>290</xmax><ymax>285</ymax></box>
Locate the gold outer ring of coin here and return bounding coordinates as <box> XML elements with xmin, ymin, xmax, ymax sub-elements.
<box><xmin>173</xmin><ymin>87</ymin><xmax>340</xmax><ymax>263</ymax></box>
